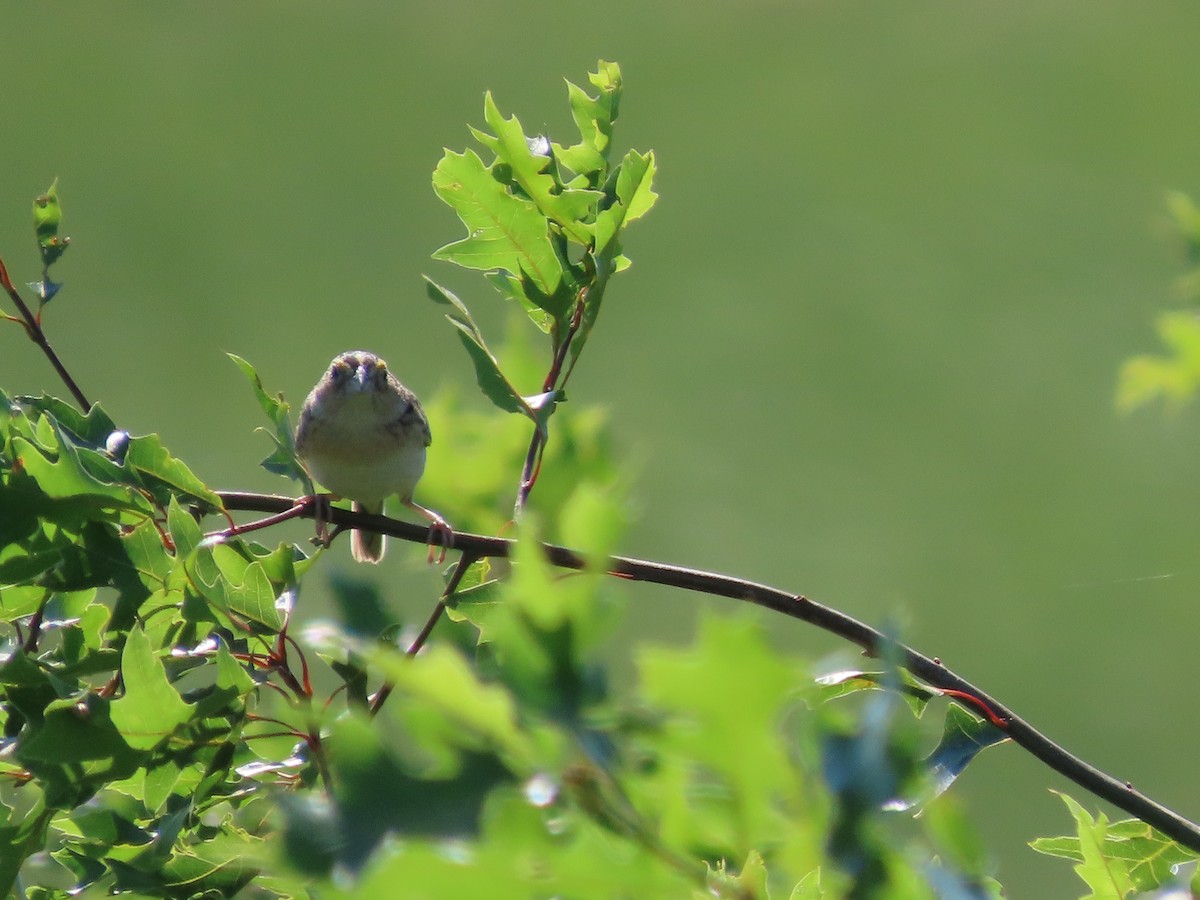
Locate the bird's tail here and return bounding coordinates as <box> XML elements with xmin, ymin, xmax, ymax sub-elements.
<box><xmin>351</xmin><ymin>500</ymin><xmax>385</xmax><ymax>563</ymax></box>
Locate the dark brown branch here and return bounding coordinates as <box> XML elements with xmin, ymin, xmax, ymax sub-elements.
<box><xmin>0</xmin><ymin>255</ymin><xmax>91</xmax><ymax>411</ymax></box>
<box><xmin>215</xmin><ymin>489</ymin><xmax>1200</xmax><ymax>853</ymax></box>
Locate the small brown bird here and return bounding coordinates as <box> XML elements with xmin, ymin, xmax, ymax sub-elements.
<box><xmin>295</xmin><ymin>350</ymin><xmax>448</xmax><ymax>563</ymax></box>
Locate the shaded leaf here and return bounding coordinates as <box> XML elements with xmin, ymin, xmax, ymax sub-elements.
<box><xmin>110</xmin><ymin>626</ymin><xmax>193</xmax><ymax>750</ymax></box>
<box><xmin>815</xmin><ymin>667</ymin><xmax>939</xmax><ymax>717</ymax></box>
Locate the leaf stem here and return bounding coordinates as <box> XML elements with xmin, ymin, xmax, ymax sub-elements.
<box><xmin>514</xmin><ymin>292</ymin><xmax>586</xmax><ymax>516</ymax></box>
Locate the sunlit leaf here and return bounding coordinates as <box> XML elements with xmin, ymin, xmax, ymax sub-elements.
<box><xmin>594</xmin><ymin>149</ymin><xmax>657</xmax><ymax>256</ymax></box>
<box><xmin>1031</xmin><ymin>792</ymin><xmax>1196</xmax><ymax>893</ymax></box>
<box><xmin>476</xmin><ymin>92</ymin><xmax>600</xmax><ymax>244</ymax></box>
<box><xmin>1030</xmin><ymin>792</ymin><xmax>1137</xmax><ymax>897</ymax></box>
<box><xmin>432</xmin><ymin>148</ymin><xmax>564</xmax><ymax>295</ymax></box>
<box><xmin>33</xmin><ymin>178</ymin><xmax>70</xmax><ymax>270</ymax></box>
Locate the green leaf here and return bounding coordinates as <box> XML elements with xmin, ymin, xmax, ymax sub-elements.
<box><xmin>12</xmin><ymin>426</ymin><xmax>151</xmax><ymax>514</ymax></box>
<box><xmin>564</xmin><ymin>61</ymin><xmax>622</xmax><ymax>165</ymax></box>
<box><xmin>444</xmin><ymin>558</ymin><xmax>504</xmax><ymax>640</ymax></box>
<box><xmin>1166</xmin><ymin>190</ymin><xmax>1200</xmax><ymax>259</ymax></box>
<box><xmin>814</xmin><ymin>667</ymin><xmax>939</xmax><ymax>717</ymax></box>
<box><xmin>228</xmin><ymin>353</ymin><xmax>307</xmax><ymax>483</ymax></box>
<box><xmin>16</xmin><ymin>394</ymin><xmax>116</xmax><ymax>446</ymax></box>
<box><xmin>188</xmin><ymin>544</ymin><xmax>283</xmax><ymax>630</ymax></box>
<box><xmin>312</xmin><ymin>627</ymin><xmax>534</xmax><ymax>769</ymax></box>
<box><xmin>1030</xmin><ymin>792</ymin><xmax>1136</xmax><ymax>898</ymax></box>
<box><xmin>125</xmin><ymin>432</ymin><xmax>222</xmax><ymax>508</ymax></box>
<box><xmin>167</xmin><ymin>494</ymin><xmax>203</xmax><ymax>560</ymax></box>
<box><xmin>483</xmin><ymin>270</ymin><xmax>558</xmax><ymax>329</ymax></box>
<box><xmin>432</xmin><ymin>148</ymin><xmax>564</xmax><ymax>295</ymax></box>
<box><xmin>0</xmin><ymin>800</ymin><xmax>54</xmax><ymax>899</ymax></box>
<box><xmin>1031</xmin><ymin>793</ymin><xmax>1195</xmax><ymax>893</ymax></box>
<box><xmin>559</xmin><ymin>479</ymin><xmax>627</xmax><ymax>567</ymax></box>
<box><xmin>1116</xmin><ymin>311</ymin><xmax>1200</xmax><ymax>412</ymax></box>
<box><xmin>476</xmin><ymin>92</ymin><xmax>600</xmax><ymax>244</ymax></box>
<box><xmin>33</xmin><ymin>178</ymin><xmax>70</xmax><ymax>269</ymax></box>
<box><xmin>920</xmin><ymin>704</ymin><xmax>1008</xmax><ymax>801</ymax></box>
<box><xmin>110</xmin><ymin>625</ymin><xmax>193</xmax><ymax>750</ymax></box>
<box><xmin>594</xmin><ymin>149</ymin><xmax>658</xmax><ymax>257</ymax></box>
<box><xmin>637</xmin><ymin>613</ymin><xmax>803</xmax><ymax>851</ymax></box>
<box><xmin>423</xmin><ymin>277</ymin><xmax>534</xmax><ymax>418</ymax></box>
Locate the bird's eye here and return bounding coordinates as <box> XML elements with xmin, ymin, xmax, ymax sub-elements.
<box><xmin>331</xmin><ymin>360</ymin><xmax>353</xmax><ymax>381</ymax></box>
<box><xmin>376</xmin><ymin>359</ymin><xmax>388</xmax><ymax>373</ymax></box>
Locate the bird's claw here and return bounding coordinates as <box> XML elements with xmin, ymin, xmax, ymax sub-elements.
<box><xmin>309</xmin><ymin>494</ymin><xmax>334</xmax><ymax>549</ymax></box>
<box><xmin>425</xmin><ymin>516</ymin><xmax>453</xmax><ymax>565</ymax></box>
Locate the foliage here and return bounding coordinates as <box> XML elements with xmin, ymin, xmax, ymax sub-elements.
<box><xmin>1</xmin><ymin>63</ymin><xmax>1193</xmax><ymax>899</ymax></box>
<box><xmin>1117</xmin><ymin>191</ymin><xmax>1200</xmax><ymax>413</ymax></box>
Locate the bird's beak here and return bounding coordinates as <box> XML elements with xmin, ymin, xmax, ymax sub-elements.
<box><xmin>349</xmin><ymin>363</ymin><xmax>371</xmax><ymax>392</ymax></box>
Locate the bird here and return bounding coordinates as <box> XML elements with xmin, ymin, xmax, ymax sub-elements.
<box><xmin>295</xmin><ymin>350</ymin><xmax>449</xmax><ymax>563</ymax></box>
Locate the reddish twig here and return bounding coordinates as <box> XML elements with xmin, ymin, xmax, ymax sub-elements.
<box><xmin>514</xmin><ymin>293</ymin><xmax>586</xmax><ymax>516</ymax></box>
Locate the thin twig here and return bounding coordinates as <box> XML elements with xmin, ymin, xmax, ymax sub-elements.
<box><xmin>215</xmin><ymin>489</ymin><xmax>1200</xmax><ymax>852</ymax></box>
<box><xmin>514</xmin><ymin>294</ymin><xmax>586</xmax><ymax>516</ymax></box>
<box><xmin>0</xmin><ymin>254</ymin><xmax>91</xmax><ymax>411</ymax></box>
<box><xmin>368</xmin><ymin>552</ymin><xmax>480</xmax><ymax>716</ymax></box>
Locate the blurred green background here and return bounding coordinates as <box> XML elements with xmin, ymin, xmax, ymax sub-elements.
<box><xmin>4</xmin><ymin>2</ymin><xmax>1200</xmax><ymax>894</ymax></box>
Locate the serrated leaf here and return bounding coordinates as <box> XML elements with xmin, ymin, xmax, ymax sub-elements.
<box><xmin>476</xmin><ymin>92</ymin><xmax>600</xmax><ymax>244</ymax></box>
<box><xmin>228</xmin><ymin>353</ymin><xmax>307</xmax><ymax>482</ymax></box>
<box><xmin>424</xmin><ymin>277</ymin><xmax>534</xmax><ymax>418</ymax></box>
<box><xmin>33</xmin><ymin>179</ymin><xmax>69</xmax><ymax>269</ymax></box>
<box><xmin>814</xmin><ymin>667</ymin><xmax>940</xmax><ymax>717</ymax></box>
<box><xmin>312</xmin><ymin>627</ymin><xmax>533</xmax><ymax>769</ymax></box>
<box><xmin>594</xmin><ymin>150</ymin><xmax>657</xmax><ymax>257</ymax></box>
<box><xmin>12</xmin><ymin>432</ymin><xmax>149</xmax><ymax>513</ymax></box>
<box><xmin>1116</xmin><ymin>311</ymin><xmax>1200</xmax><ymax>412</ymax></box>
<box><xmin>1031</xmin><ymin>792</ymin><xmax>1137</xmax><ymax>898</ymax></box>
<box><xmin>188</xmin><ymin>545</ymin><xmax>283</xmax><ymax>630</ymax></box>
<box><xmin>638</xmin><ymin>614</ymin><xmax>799</xmax><ymax>837</ymax></box>
<box><xmin>167</xmin><ymin>495</ymin><xmax>203</xmax><ymax>560</ymax></box>
<box><xmin>125</xmin><ymin>433</ymin><xmax>221</xmax><ymax>508</ymax></box>
<box><xmin>110</xmin><ymin>625</ymin><xmax>193</xmax><ymax>751</ymax></box>
<box><xmin>16</xmin><ymin>394</ymin><xmax>116</xmax><ymax>446</ymax></box>
<box><xmin>1031</xmin><ymin>796</ymin><xmax>1196</xmax><ymax>893</ymax></box>
<box><xmin>483</xmin><ymin>270</ymin><xmax>556</xmax><ymax>331</ymax></box>
<box><xmin>565</xmin><ymin>61</ymin><xmax>622</xmax><ymax>164</ymax></box>
<box><xmin>1166</xmin><ymin>190</ymin><xmax>1200</xmax><ymax>256</ymax></box>
<box><xmin>432</xmin><ymin>148</ymin><xmax>564</xmax><ymax>294</ymax></box>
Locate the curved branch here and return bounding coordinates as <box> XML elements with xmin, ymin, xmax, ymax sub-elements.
<box><xmin>215</xmin><ymin>489</ymin><xmax>1200</xmax><ymax>852</ymax></box>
